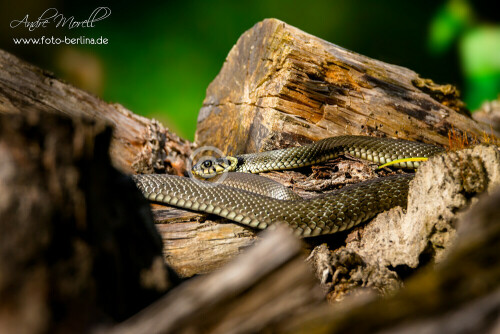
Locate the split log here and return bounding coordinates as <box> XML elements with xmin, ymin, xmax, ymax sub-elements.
<box><xmin>152</xmin><ymin>205</ymin><xmax>257</xmax><ymax>277</ymax></box>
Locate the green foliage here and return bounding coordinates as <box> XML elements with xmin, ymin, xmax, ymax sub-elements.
<box><xmin>428</xmin><ymin>0</ymin><xmax>500</xmax><ymax>110</ymax></box>
<box><xmin>460</xmin><ymin>27</ymin><xmax>500</xmax><ymax>109</ymax></box>
<box><xmin>428</xmin><ymin>0</ymin><xmax>473</xmax><ymax>55</ymax></box>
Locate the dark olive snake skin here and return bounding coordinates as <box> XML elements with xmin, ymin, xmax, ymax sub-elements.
<box><xmin>210</xmin><ymin>172</ymin><xmax>302</xmax><ymax>201</ymax></box>
<box><xmin>233</xmin><ymin>135</ymin><xmax>444</xmax><ymax>172</ymax></box>
<box><xmin>133</xmin><ymin>135</ymin><xmax>444</xmax><ymax>237</ymax></box>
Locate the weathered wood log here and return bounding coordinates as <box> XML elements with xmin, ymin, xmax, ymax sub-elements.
<box><xmin>0</xmin><ymin>49</ymin><xmax>191</xmax><ymax>176</ymax></box>
<box><xmin>281</xmin><ymin>185</ymin><xmax>500</xmax><ymax>334</ymax></box>
<box><xmin>104</xmin><ymin>227</ymin><xmax>323</xmax><ymax>334</ymax></box>
<box><xmin>0</xmin><ymin>111</ymin><xmax>175</xmax><ymax>334</ymax></box>
<box><xmin>195</xmin><ymin>18</ymin><xmax>498</xmax><ymax>155</ymax></box>
<box><xmin>152</xmin><ymin>205</ymin><xmax>257</xmax><ymax>277</ymax></box>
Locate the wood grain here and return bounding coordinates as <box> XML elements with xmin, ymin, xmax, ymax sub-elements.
<box><xmin>195</xmin><ymin>19</ymin><xmax>497</xmax><ymax>155</ymax></box>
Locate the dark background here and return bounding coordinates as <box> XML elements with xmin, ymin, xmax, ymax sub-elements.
<box><xmin>1</xmin><ymin>0</ymin><xmax>499</xmax><ymax>140</ymax></box>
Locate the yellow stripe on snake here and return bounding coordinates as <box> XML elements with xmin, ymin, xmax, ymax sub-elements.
<box><xmin>132</xmin><ymin>135</ymin><xmax>444</xmax><ymax>237</ymax></box>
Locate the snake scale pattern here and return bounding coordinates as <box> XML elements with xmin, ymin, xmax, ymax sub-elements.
<box><xmin>133</xmin><ymin>135</ymin><xmax>445</xmax><ymax>237</ymax></box>
<box><xmin>234</xmin><ymin>135</ymin><xmax>440</xmax><ymax>171</ymax></box>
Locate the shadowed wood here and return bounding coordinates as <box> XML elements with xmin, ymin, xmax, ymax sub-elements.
<box><xmin>105</xmin><ymin>227</ymin><xmax>322</xmax><ymax>334</ymax></box>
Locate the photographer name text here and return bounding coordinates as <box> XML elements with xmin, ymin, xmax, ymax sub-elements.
<box><xmin>10</xmin><ymin>7</ymin><xmax>111</xmax><ymax>31</ymax></box>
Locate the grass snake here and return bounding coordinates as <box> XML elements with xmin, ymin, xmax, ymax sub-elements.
<box><xmin>132</xmin><ymin>135</ymin><xmax>444</xmax><ymax>237</ymax></box>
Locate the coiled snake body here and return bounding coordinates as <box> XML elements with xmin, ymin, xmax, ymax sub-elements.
<box><xmin>132</xmin><ymin>135</ymin><xmax>444</xmax><ymax>237</ymax></box>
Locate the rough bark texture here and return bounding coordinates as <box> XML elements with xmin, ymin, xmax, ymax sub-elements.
<box><xmin>0</xmin><ymin>111</ymin><xmax>175</xmax><ymax>334</ymax></box>
<box><xmin>308</xmin><ymin>145</ymin><xmax>500</xmax><ymax>302</ymax></box>
<box><xmin>0</xmin><ymin>49</ymin><xmax>191</xmax><ymax>176</ymax></box>
<box><xmin>282</xmin><ymin>186</ymin><xmax>500</xmax><ymax>334</ymax></box>
<box><xmin>347</xmin><ymin>145</ymin><xmax>500</xmax><ymax>268</ymax></box>
<box><xmin>105</xmin><ymin>227</ymin><xmax>323</xmax><ymax>334</ymax></box>
<box><xmin>195</xmin><ymin>18</ymin><xmax>498</xmax><ymax>156</ymax></box>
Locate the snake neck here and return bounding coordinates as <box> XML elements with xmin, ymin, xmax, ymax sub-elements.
<box><xmin>233</xmin><ymin>147</ymin><xmax>343</xmax><ymax>173</ymax></box>
<box><xmin>233</xmin><ymin>135</ymin><xmax>444</xmax><ymax>173</ymax></box>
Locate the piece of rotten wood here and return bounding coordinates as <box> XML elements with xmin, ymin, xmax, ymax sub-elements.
<box><xmin>0</xmin><ymin>49</ymin><xmax>191</xmax><ymax>175</ymax></box>
<box><xmin>104</xmin><ymin>227</ymin><xmax>323</xmax><ymax>334</ymax></box>
<box><xmin>195</xmin><ymin>18</ymin><xmax>498</xmax><ymax>156</ymax></box>
<box><xmin>280</xmin><ymin>185</ymin><xmax>500</xmax><ymax>334</ymax></box>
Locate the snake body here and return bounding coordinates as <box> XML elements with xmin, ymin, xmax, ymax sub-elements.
<box><xmin>192</xmin><ymin>135</ymin><xmax>444</xmax><ymax>176</ymax></box>
<box><xmin>133</xmin><ymin>135</ymin><xmax>444</xmax><ymax>237</ymax></box>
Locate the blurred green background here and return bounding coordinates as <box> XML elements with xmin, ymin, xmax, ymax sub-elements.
<box><xmin>1</xmin><ymin>0</ymin><xmax>499</xmax><ymax>141</ymax></box>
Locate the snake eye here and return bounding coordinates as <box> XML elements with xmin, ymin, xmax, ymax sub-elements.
<box><xmin>202</xmin><ymin>160</ymin><xmax>212</xmax><ymax>168</ymax></box>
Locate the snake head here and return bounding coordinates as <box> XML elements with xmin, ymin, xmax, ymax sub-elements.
<box><xmin>192</xmin><ymin>156</ymin><xmax>238</xmax><ymax>178</ymax></box>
